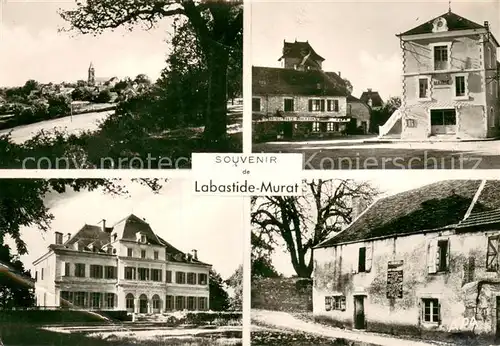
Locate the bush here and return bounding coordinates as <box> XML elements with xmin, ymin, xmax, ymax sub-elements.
<box><xmin>95</xmin><ymin>89</ymin><xmax>112</xmax><ymax>103</ymax></box>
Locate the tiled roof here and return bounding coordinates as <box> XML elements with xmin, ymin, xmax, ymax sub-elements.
<box><xmin>112</xmin><ymin>214</ymin><xmax>162</xmax><ymax>245</ymax></box>
<box><xmin>279</xmin><ymin>41</ymin><xmax>325</xmax><ymax>62</ymax></box>
<box><xmin>457</xmin><ymin>209</ymin><xmax>500</xmax><ymax>229</ymax></box>
<box><xmin>399</xmin><ymin>11</ymin><xmax>485</xmax><ymax>36</ymax></box>
<box><xmin>157</xmin><ymin>236</ymin><xmax>210</xmax><ymax>266</ymax></box>
<box><xmin>359</xmin><ymin>90</ymin><xmax>384</xmax><ymax>107</ymax></box>
<box><xmin>317</xmin><ymin>180</ymin><xmax>487</xmax><ymax>247</ymax></box>
<box><xmin>253</xmin><ymin>66</ymin><xmax>349</xmax><ymax>97</ymax></box>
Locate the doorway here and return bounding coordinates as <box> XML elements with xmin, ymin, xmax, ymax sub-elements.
<box><xmin>139</xmin><ymin>294</ymin><xmax>148</xmax><ymax>313</ymax></box>
<box><xmin>430</xmin><ymin>109</ymin><xmax>456</xmax><ymax>135</ymax></box>
<box><xmin>354</xmin><ymin>295</ymin><xmax>366</xmax><ymax>330</ymax></box>
<box><xmin>282</xmin><ymin>122</ymin><xmax>293</xmax><ymax>139</ymax></box>
<box><xmin>496</xmin><ymin>296</ymin><xmax>500</xmax><ymax>341</ymax></box>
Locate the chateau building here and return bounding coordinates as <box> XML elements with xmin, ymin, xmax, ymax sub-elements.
<box><xmin>313</xmin><ymin>180</ymin><xmax>500</xmax><ymax>341</ymax></box>
<box><xmin>379</xmin><ymin>11</ymin><xmax>500</xmax><ymax>139</ymax></box>
<box><xmin>252</xmin><ymin>40</ymin><xmax>371</xmax><ymax>141</ymax></box>
<box><xmin>33</xmin><ymin>214</ymin><xmax>211</xmax><ymax>314</ymax></box>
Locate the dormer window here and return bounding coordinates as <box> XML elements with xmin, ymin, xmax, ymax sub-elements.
<box><xmin>141</xmin><ymin>235</ymin><xmax>146</xmax><ymax>243</ymax></box>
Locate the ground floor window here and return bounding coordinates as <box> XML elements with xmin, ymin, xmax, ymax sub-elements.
<box><xmin>430</xmin><ymin>109</ymin><xmax>456</xmax><ymax>126</ymax></box>
<box><xmin>327</xmin><ymin>122</ymin><xmax>339</xmax><ymax>132</ymax></box>
<box><xmin>152</xmin><ymin>295</ymin><xmax>161</xmax><ymax>310</ymax></box>
<box><xmin>165</xmin><ymin>295</ymin><xmax>174</xmax><ymax>311</ymax></box>
<box><xmin>422</xmin><ymin>298</ymin><xmax>440</xmax><ymax>323</ymax></box>
<box><xmin>198</xmin><ymin>297</ymin><xmax>207</xmax><ymax>311</ymax></box>
<box><xmin>325</xmin><ymin>296</ymin><xmax>346</xmax><ymax>311</ymax></box>
<box><xmin>105</xmin><ymin>293</ymin><xmax>115</xmax><ymax>308</ymax></box>
<box><xmin>126</xmin><ymin>293</ymin><xmax>134</xmax><ymax>311</ymax></box>
<box><xmin>187</xmin><ymin>296</ymin><xmax>196</xmax><ymax>311</ymax></box>
<box><xmin>312</xmin><ymin>122</ymin><xmax>320</xmax><ymax>132</ymax></box>
<box><xmin>90</xmin><ymin>292</ymin><xmax>101</xmax><ymax>309</ymax></box>
<box><xmin>176</xmin><ymin>296</ymin><xmax>186</xmax><ymax>310</ymax></box>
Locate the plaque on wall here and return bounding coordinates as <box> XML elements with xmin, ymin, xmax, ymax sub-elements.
<box><xmin>387</xmin><ymin>260</ymin><xmax>403</xmax><ymax>299</ymax></box>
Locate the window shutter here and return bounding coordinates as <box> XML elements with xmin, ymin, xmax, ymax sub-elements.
<box><xmin>446</xmin><ymin>239</ymin><xmax>451</xmax><ymax>271</ymax></box>
<box><xmin>427</xmin><ymin>239</ymin><xmax>437</xmax><ymax>274</ymax></box>
<box><xmin>62</xmin><ymin>261</ymin><xmax>66</xmax><ymax>276</ymax></box>
<box><xmin>334</xmin><ymin>100</ymin><xmax>339</xmax><ymax>112</ymax></box>
<box><xmin>320</xmin><ymin>99</ymin><xmax>325</xmax><ymax>112</ymax></box>
<box><xmin>365</xmin><ymin>244</ymin><xmax>373</xmax><ymax>272</ymax></box>
<box><xmin>308</xmin><ymin>99</ymin><xmax>313</xmax><ymax>112</ymax></box>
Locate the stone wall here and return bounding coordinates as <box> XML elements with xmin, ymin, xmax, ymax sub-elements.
<box><xmin>252</xmin><ymin>277</ymin><xmax>312</xmax><ymax>312</ymax></box>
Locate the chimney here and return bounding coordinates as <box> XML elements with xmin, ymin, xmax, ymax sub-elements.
<box><xmin>338</xmin><ymin>71</ymin><xmax>341</xmax><ymax>78</ymax></box>
<box><xmin>484</xmin><ymin>21</ymin><xmax>489</xmax><ymax>30</ymax></box>
<box><xmin>192</xmin><ymin>249</ymin><xmax>198</xmax><ymax>260</ymax></box>
<box><xmin>101</xmin><ymin>219</ymin><xmax>106</xmax><ymax>232</ymax></box>
<box><xmin>65</xmin><ymin>233</ymin><xmax>71</xmax><ymax>243</ymax></box>
<box><xmin>54</xmin><ymin>232</ymin><xmax>63</xmax><ymax>245</ymax></box>
<box><xmin>367</xmin><ymin>88</ymin><xmax>372</xmax><ymax>92</ymax></box>
<box><xmin>351</xmin><ymin>197</ymin><xmax>369</xmax><ymax>221</ymax></box>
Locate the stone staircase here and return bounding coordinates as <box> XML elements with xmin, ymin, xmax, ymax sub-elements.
<box><xmin>378</xmin><ymin>108</ymin><xmax>402</xmax><ymax>138</ymax></box>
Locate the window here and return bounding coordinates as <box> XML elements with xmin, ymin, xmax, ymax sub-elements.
<box><xmin>312</xmin><ymin>122</ymin><xmax>320</xmax><ymax>132</ymax></box>
<box><xmin>152</xmin><ymin>295</ymin><xmax>161</xmax><ymax>309</ymax></box>
<box><xmin>430</xmin><ymin>109</ymin><xmax>456</xmax><ymax>126</ymax></box>
<box><xmin>124</xmin><ymin>266</ymin><xmax>136</xmax><ymax>280</ymax></box>
<box><xmin>406</xmin><ymin>119</ymin><xmax>417</xmax><ymax>128</ymax></box>
<box><xmin>308</xmin><ymin>99</ymin><xmax>324</xmax><ymax>112</ymax></box>
<box><xmin>91</xmin><ymin>292</ymin><xmax>101</xmax><ymax>309</ymax></box>
<box><xmin>60</xmin><ymin>291</ymin><xmax>70</xmax><ymax>308</ymax></box>
<box><xmin>198</xmin><ymin>273</ymin><xmax>208</xmax><ymax>285</ymax></box>
<box><xmin>106</xmin><ymin>293</ymin><xmax>115</xmax><ymax>308</ymax></box>
<box><xmin>176</xmin><ymin>271</ymin><xmax>186</xmax><ymax>284</ymax></box>
<box><xmin>187</xmin><ymin>296</ymin><xmax>196</xmax><ymax>311</ymax></box>
<box><xmin>165</xmin><ymin>295</ymin><xmax>174</xmax><ymax>311</ymax></box>
<box><xmin>187</xmin><ymin>273</ymin><xmax>197</xmax><ymax>285</ymax></box>
<box><xmin>74</xmin><ymin>292</ymin><xmax>85</xmax><ymax>307</ymax></box>
<box><xmin>64</xmin><ymin>262</ymin><xmax>70</xmax><ymax>276</ymax></box>
<box><xmin>154</xmin><ymin>251</ymin><xmax>159</xmax><ymax>260</ymax></box>
<box><xmin>418</xmin><ymin>78</ymin><xmax>429</xmax><ymax>99</ymax></box>
<box><xmin>140</xmin><ymin>234</ymin><xmax>146</xmax><ymax>243</ymax></box>
<box><xmin>284</xmin><ymin>98</ymin><xmax>294</xmax><ymax>112</ymax></box>
<box><xmin>454</xmin><ymin>76</ymin><xmax>466</xmax><ymax>97</ymax></box>
<box><xmin>127</xmin><ymin>248</ymin><xmax>133</xmax><ymax>257</ymax></box>
<box><xmin>252</xmin><ymin>98</ymin><xmax>261</xmax><ymax>112</ymax></box>
<box><xmin>198</xmin><ymin>297</ymin><xmax>207</xmax><ymax>311</ymax></box>
<box><xmin>175</xmin><ymin>296</ymin><xmax>185</xmax><ymax>310</ymax></box>
<box><xmin>327</xmin><ymin>122</ymin><xmax>338</xmax><ymax>132</ymax></box>
<box><xmin>358</xmin><ymin>247</ymin><xmax>366</xmax><ymax>272</ymax></box>
<box><xmin>151</xmin><ymin>269</ymin><xmax>162</xmax><ymax>281</ymax></box>
<box><xmin>166</xmin><ymin>270</ymin><xmax>172</xmax><ymax>283</ymax></box>
<box><xmin>126</xmin><ymin>294</ymin><xmax>134</xmax><ymax>310</ymax></box>
<box><xmin>348</xmin><ymin>104</ymin><xmax>352</xmax><ymax>115</ymax></box>
<box><xmin>138</xmin><ymin>267</ymin><xmax>149</xmax><ymax>281</ymax></box>
<box><xmin>74</xmin><ymin>263</ymin><xmax>85</xmax><ymax>277</ymax></box>
<box><xmin>141</xmin><ymin>250</ymin><xmax>146</xmax><ymax>259</ymax></box>
<box><xmin>433</xmin><ymin>45</ymin><xmax>448</xmax><ymax>70</ymax></box>
<box><xmin>113</xmin><ymin>234</ymin><xmax>117</xmax><ymax>241</ymax></box>
<box><xmin>437</xmin><ymin>240</ymin><xmax>449</xmax><ymax>272</ymax></box>
<box><xmin>422</xmin><ymin>298</ymin><xmax>440</xmax><ymax>324</ymax></box>
<box><xmin>487</xmin><ymin>235</ymin><xmax>499</xmax><ymax>272</ymax></box>
<box><xmin>427</xmin><ymin>238</ymin><xmax>450</xmax><ymax>273</ymax></box>
<box><xmin>488</xmin><ymin>47</ymin><xmax>492</xmax><ymax>68</ymax></box>
<box><xmin>105</xmin><ymin>266</ymin><xmax>117</xmax><ymax>279</ymax></box>
<box><xmin>55</xmin><ymin>233</ymin><xmax>63</xmax><ymax>245</ymax></box>
<box><xmin>327</xmin><ymin>100</ymin><xmax>339</xmax><ymax>112</ymax></box>
<box><xmin>90</xmin><ymin>265</ymin><xmax>103</xmax><ymax>279</ymax></box>
<box><xmin>35</xmin><ymin>271</ymin><xmax>38</xmax><ymax>281</ymax></box>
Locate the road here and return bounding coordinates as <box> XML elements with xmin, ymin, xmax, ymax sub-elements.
<box><xmin>253</xmin><ymin>139</ymin><xmax>500</xmax><ymax>169</ymax></box>
<box><xmin>252</xmin><ymin>309</ymin><xmax>454</xmax><ymax>346</ymax></box>
<box><xmin>0</xmin><ymin>110</ymin><xmax>114</xmax><ymax>144</ymax></box>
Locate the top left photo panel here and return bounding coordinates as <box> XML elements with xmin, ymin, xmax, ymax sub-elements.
<box><xmin>0</xmin><ymin>0</ymin><xmax>243</xmax><ymax>169</ymax></box>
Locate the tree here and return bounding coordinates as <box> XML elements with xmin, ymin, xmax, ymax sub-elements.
<box><xmin>76</xmin><ymin>80</ymin><xmax>87</xmax><ymax>87</ymax></box>
<box><xmin>47</xmin><ymin>94</ymin><xmax>71</xmax><ymax>117</ymax></box>
<box><xmin>225</xmin><ymin>265</ymin><xmax>242</xmax><ymax>311</ymax></box>
<box><xmin>251</xmin><ymin>179</ymin><xmax>379</xmax><ymax>278</ymax></box>
<box><xmin>383</xmin><ymin>96</ymin><xmax>401</xmax><ymax>114</ymax></box>
<box><xmin>95</xmin><ymin>89</ymin><xmax>112</xmax><ymax>103</ymax></box>
<box><xmin>22</xmin><ymin>80</ymin><xmax>40</xmax><ymax>96</ymax></box>
<box><xmin>59</xmin><ymin>0</ymin><xmax>243</xmax><ymax>147</ymax></box>
<box><xmin>0</xmin><ymin>179</ymin><xmax>166</xmax><ymax>255</ymax></box>
<box><xmin>71</xmin><ymin>87</ymin><xmax>93</xmax><ymax>102</ymax></box>
<box><xmin>209</xmin><ymin>269</ymin><xmax>230</xmax><ymax>311</ymax></box>
<box><xmin>134</xmin><ymin>74</ymin><xmax>151</xmax><ymax>85</ymax></box>
<box><xmin>369</xmin><ymin>96</ymin><xmax>401</xmax><ymax>133</ymax></box>
<box><xmin>251</xmin><ymin>256</ymin><xmax>280</xmax><ymax>278</ymax></box>
<box><xmin>0</xmin><ymin>244</ymin><xmax>35</xmax><ymax>309</ymax></box>
<box><xmin>342</xmin><ymin>78</ymin><xmax>353</xmax><ymax>95</ymax></box>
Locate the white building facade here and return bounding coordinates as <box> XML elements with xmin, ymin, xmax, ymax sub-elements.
<box><xmin>33</xmin><ymin>214</ymin><xmax>210</xmax><ymax>313</ymax></box>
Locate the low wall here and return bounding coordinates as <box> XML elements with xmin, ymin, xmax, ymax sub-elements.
<box><xmin>252</xmin><ymin>277</ymin><xmax>313</xmax><ymax>312</ymax></box>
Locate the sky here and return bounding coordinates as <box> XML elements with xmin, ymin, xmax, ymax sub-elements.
<box><xmin>0</xmin><ymin>1</ymin><xmax>176</xmax><ymax>87</ymax></box>
<box><xmin>268</xmin><ymin>172</ymin><xmax>477</xmax><ymax>276</ymax></box>
<box><xmin>251</xmin><ymin>0</ymin><xmax>499</xmax><ymax>100</ymax></box>
<box><xmin>14</xmin><ymin>179</ymin><xmax>245</xmax><ymax>280</ymax></box>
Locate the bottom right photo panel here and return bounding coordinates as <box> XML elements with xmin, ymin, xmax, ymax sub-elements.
<box><xmin>250</xmin><ymin>178</ymin><xmax>500</xmax><ymax>346</ymax></box>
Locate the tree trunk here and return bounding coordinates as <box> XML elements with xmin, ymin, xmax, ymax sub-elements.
<box><xmin>204</xmin><ymin>46</ymin><xmax>229</xmax><ymax>149</ymax></box>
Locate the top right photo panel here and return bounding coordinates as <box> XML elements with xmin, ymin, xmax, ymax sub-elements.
<box><xmin>251</xmin><ymin>0</ymin><xmax>499</xmax><ymax>170</ymax></box>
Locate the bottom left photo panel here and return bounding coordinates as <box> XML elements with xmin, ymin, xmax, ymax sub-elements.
<box><xmin>0</xmin><ymin>178</ymin><xmax>244</xmax><ymax>345</ymax></box>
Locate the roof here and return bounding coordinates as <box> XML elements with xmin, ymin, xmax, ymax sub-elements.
<box><xmin>398</xmin><ymin>11</ymin><xmax>499</xmax><ymax>46</ymax></box>
<box><xmin>279</xmin><ymin>40</ymin><xmax>325</xmax><ymax>62</ymax></box>
<box><xmin>359</xmin><ymin>90</ymin><xmax>384</xmax><ymax>107</ymax></box>
<box><xmin>317</xmin><ymin>180</ymin><xmax>500</xmax><ymax>247</ymax></box>
<box><xmin>253</xmin><ymin>66</ymin><xmax>349</xmax><ymax>97</ymax></box>
<box><xmin>347</xmin><ymin>95</ymin><xmax>367</xmax><ymax>104</ymax></box>
<box><xmin>457</xmin><ymin>209</ymin><xmax>500</xmax><ymax>229</ymax></box>
<box><xmin>111</xmin><ymin>214</ymin><xmax>162</xmax><ymax>246</ymax></box>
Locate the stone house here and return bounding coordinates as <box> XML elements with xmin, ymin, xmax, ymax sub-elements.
<box><xmin>253</xmin><ymin>41</ymin><xmax>370</xmax><ymax>140</ymax></box>
<box><xmin>379</xmin><ymin>11</ymin><xmax>499</xmax><ymax>139</ymax></box>
<box><xmin>360</xmin><ymin>89</ymin><xmax>384</xmax><ymax>110</ymax></box>
<box><xmin>33</xmin><ymin>214</ymin><xmax>210</xmax><ymax>314</ymax></box>
<box><xmin>313</xmin><ymin>180</ymin><xmax>500</xmax><ymax>342</ymax></box>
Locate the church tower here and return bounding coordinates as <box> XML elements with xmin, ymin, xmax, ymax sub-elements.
<box><xmin>88</xmin><ymin>62</ymin><xmax>95</xmax><ymax>86</ymax></box>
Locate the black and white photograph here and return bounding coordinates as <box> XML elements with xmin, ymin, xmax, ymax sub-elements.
<box><xmin>251</xmin><ymin>177</ymin><xmax>500</xmax><ymax>345</ymax></box>
<box><xmin>0</xmin><ymin>0</ymin><xmax>242</xmax><ymax>169</ymax></box>
<box><xmin>0</xmin><ymin>178</ymin><xmax>244</xmax><ymax>345</ymax></box>
<box><xmin>251</xmin><ymin>0</ymin><xmax>499</xmax><ymax>169</ymax></box>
